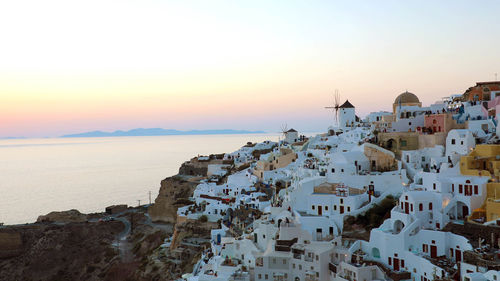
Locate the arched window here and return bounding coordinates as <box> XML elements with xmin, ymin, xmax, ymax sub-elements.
<box><xmin>429</xmin><ymin>202</ymin><xmax>433</xmax><ymax>210</ymax></box>
<box><xmin>372</xmin><ymin>247</ymin><xmax>381</xmax><ymax>258</ymax></box>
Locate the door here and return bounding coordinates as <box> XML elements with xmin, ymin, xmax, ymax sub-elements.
<box><xmin>455</xmin><ymin>249</ymin><xmax>461</xmax><ymax>262</ymax></box>
<box><xmin>393</xmin><ymin>258</ymin><xmax>400</xmax><ymax>271</ymax></box>
<box><xmin>430</xmin><ymin>245</ymin><xmax>437</xmax><ymax>258</ymax></box>
<box><xmin>318</xmin><ymin>205</ymin><xmax>322</xmax><ymax>216</ymax></box>
<box><xmin>462</xmin><ymin>206</ymin><xmax>469</xmax><ymax>217</ymax></box>
<box><xmin>340</xmin><ymin>205</ymin><xmax>344</xmax><ymax>214</ymax></box>
<box><xmin>404</xmin><ymin>202</ymin><xmax>409</xmax><ymax>214</ymax></box>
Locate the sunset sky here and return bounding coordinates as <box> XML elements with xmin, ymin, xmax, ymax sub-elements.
<box><xmin>1</xmin><ymin>0</ymin><xmax>500</xmax><ymax>138</ymax></box>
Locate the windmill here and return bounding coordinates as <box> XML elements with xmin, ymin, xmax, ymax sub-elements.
<box><xmin>279</xmin><ymin>123</ymin><xmax>288</xmax><ymax>146</ymax></box>
<box><xmin>325</xmin><ymin>89</ymin><xmax>341</xmax><ymax>127</ymax></box>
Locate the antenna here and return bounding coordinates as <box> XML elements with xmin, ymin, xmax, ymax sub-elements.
<box><xmin>325</xmin><ymin>89</ymin><xmax>341</xmax><ymax>127</ymax></box>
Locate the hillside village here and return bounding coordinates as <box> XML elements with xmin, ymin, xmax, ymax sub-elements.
<box><xmin>153</xmin><ymin>81</ymin><xmax>500</xmax><ymax>281</ymax></box>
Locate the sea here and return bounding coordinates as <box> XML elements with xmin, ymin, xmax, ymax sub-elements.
<box><xmin>0</xmin><ymin>133</ymin><xmax>280</xmax><ymax>225</ymax></box>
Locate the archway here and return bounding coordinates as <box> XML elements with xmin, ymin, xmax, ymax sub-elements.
<box><xmin>386</xmin><ymin>139</ymin><xmax>396</xmax><ymax>151</ymax></box>
<box><xmin>372</xmin><ymin>247</ymin><xmax>381</xmax><ymax>258</ymax></box>
<box><xmin>393</xmin><ymin>220</ymin><xmax>405</xmax><ymax>234</ymax></box>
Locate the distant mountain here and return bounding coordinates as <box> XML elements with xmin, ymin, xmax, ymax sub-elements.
<box><xmin>1</xmin><ymin>136</ymin><xmax>27</xmax><ymax>139</ymax></box>
<box><xmin>61</xmin><ymin>128</ymin><xmax>266</xmax><ymax>138</ymax></box>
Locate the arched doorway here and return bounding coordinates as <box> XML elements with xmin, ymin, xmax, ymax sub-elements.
<box><xmin>386</xmin><ymin>139</ymin><xmax>396</xmax><ymax>151</ymax></box>
<box><xmin>393</xmin><ymin>220</ymin><xmax>405</xmax><ymax>234</ymax></box>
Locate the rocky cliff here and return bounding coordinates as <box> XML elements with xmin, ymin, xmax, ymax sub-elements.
<box><xmin>148</xmin><ymin>175</ymin><xmax>200</xmax><ymax>223</ymax></box>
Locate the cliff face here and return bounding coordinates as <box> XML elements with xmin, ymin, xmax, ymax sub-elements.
<box><xmin>0</xmin><ymin>221</ymin><xmax>124</xmax><ymax>281</ymax></box>
<box><xmin>148</xmin><ymin>176</ymin><xmax>200</xmax><ymax>223</ymax></box>
<box><xmin>0</xmin><ymin>230</ymin><xmax>22</xmax><ymax>259</ymax></box>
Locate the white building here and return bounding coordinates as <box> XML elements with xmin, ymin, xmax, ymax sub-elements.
<box><xmin>445</xmin><ymin>129</ymin><xmax>475</xmax><ymax>161</ymax></box>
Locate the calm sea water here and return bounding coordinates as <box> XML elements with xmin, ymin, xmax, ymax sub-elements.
<box><xmin>0</xmin><ymin>134</ymin><xmax>279</xmax><ymax>225</ymax></box>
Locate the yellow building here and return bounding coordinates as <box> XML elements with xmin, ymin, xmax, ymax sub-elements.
<box><xmin>460</xmin><ymin>145</ymin><xmax>500</xmax><ymax>178</ymax></box>
<box><xmin>460</xmin><ymin>144</ymin><xmax>500</xmax><ymax>221</ymax></box>
<box><xmin>377</xmin><ymin>131</ymin><xmax>419</xmax><ymax>158</ymax></box>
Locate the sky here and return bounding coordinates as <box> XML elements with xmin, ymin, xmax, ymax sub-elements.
<box><xmin>1</xmin><ymin>0</ymin><xmax>500</xmax><ymax>138</ymax></box>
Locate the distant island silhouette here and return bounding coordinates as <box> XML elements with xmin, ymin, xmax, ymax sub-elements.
<box><xmin>60</xmin><ymin>128</ymin><xmax>266</xmax><ymax>138</ymax></box>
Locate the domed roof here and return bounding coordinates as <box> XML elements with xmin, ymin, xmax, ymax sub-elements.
<box><xmin>394</xmin><ymin>91</ymin><xmax>420</xmax><ymax>104</ymax></box>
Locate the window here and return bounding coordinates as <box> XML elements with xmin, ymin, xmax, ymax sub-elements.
<box><xmin>341</xmin><ymin>169</ymin><xmax>344</xmax><ymax>173</ymax></box>
<box><xmin>474</xmin><ymin>185</ymin><xmax>478</xmax><ymax>194</ymax></box>
<box><xmin>340</xmin><ymin>198</ymin><xmax>344</xmax><ymax>204</ymax></box>
<box><xmin>401</xmin><ymin>140</ymin><xmax>407</xmax><ymax>147</ymax></box>
<box><xmin>411</xmin><ymin>204</ymin><xmax>413</xmax><ymax>212</ymax></box>
<box><xmin>293</xmin><ymin>263</ymin><xmax>296</xmax><ymax>269</ymax></box>
<box><xmin>347</xmin><ymin>206</ymin><xmax>351</xmax><ymax>212</ymax></box>
<box><xmin>422</xmin><ymin>156</ymin><xmax>425</xmax><ymax>161</ymax></box>
<box><xmin>459</xmin><ymin>184</ymin><xmax>463</xmax><ymax>193</ymax></box>
<box><xmin>325</xmin><ymin>206</ymin><xmax>329</xmax><ymax>211</ymax></box>
<box><xmin>258</xmin><ymin>274</ymin><xmax>262</xmax><ymax>279</ymax></box>
<box><xmin>312</xmin><ymin>205</ymin><xmax>315</xmax><ymax>210</ymax></box>
<box><xmin>299</xmin><ymin>265</ymin><xmax>302</xmax><ymax>270</ymax></box>
<box><xmin>334</xmin><ymin>205</ymin><xmax>337</xmax><ymax>211</ymax></box>
<box><xmin>283</xmin><ymin>259</ymin><xmax>286</xmax><ymax>264</ymax></box>
<box><xmin>272</xmin><ymin>258</ymin><xmax>276</xmax><ymax>264</ymax></box>
<box><xmin>452</xmin><ymin>184</ymin><xmax>454</xmax><ymax>192</ymax></box>
<box><xmin>265</xmin><ymin>274</ymin><xmax>268</xmax><ymax>280</ymax></box>
<box><xmin>433</xmin><ymin>183</ymin><xmax>436</xmax><ymax>190</ymax></box>
<box><xmin>429</xmin><ymin>203</ymin><xmax>433</xmax><ymax>210</ymax></box>
<box><xmin>451</xmin><ymin>139</ymin><xmax>456</xmax><ymax>145</ymax></box>
<box><xmin>331</xmin><ymin>168</ymin><xmax>335</xmax><ymax>173</ymax></box>
<box><xmin>388</xmin><ymin>257</ymin><xmax>392</xmax><ymax>265</ymax></box>
<box><xmin>419</xmin><ymin>204</ymin><xmax>423</xmax><ymax>211</ymax></box>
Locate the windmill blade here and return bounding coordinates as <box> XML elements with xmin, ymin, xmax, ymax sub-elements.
<box><xmin>280</xmin><ymin>123</ymin><xmax>288</xmax><ymax>135</ymax></box>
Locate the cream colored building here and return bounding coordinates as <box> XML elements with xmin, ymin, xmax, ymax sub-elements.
<box><xmin>253</xmin><ymin>148</ymin><xmax>298</xmax><ymax>181</ymax></box>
